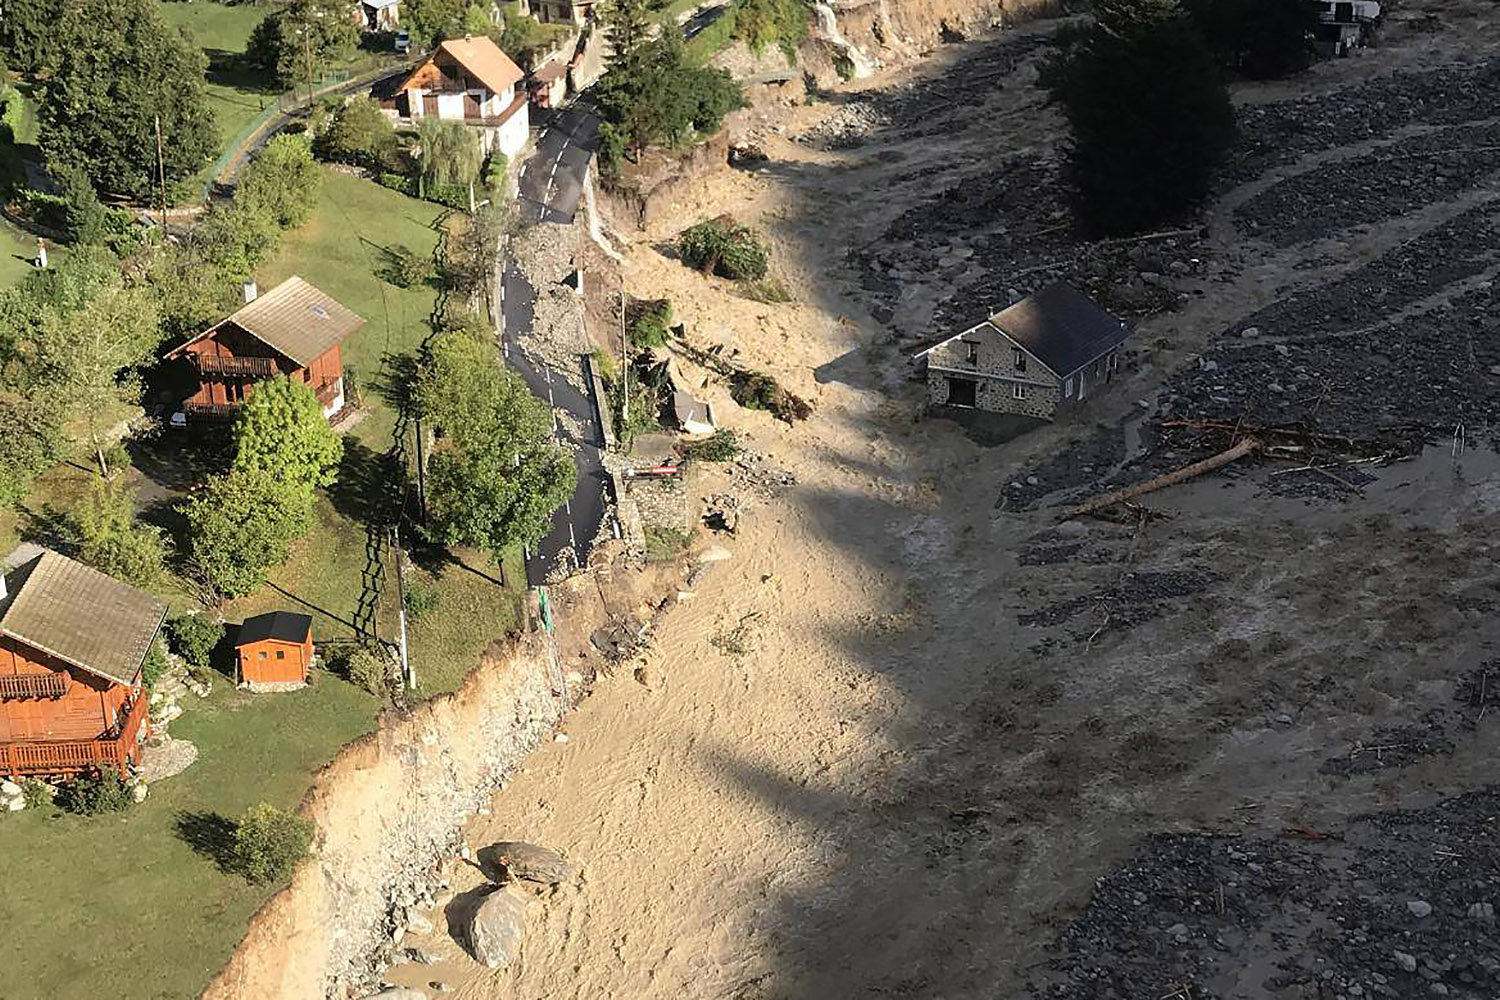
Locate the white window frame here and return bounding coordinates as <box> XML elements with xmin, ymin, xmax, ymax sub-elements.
<box><xmin>1013</xmin><ymin>348</ymin><xmax>1027</xmax><ymax>373</ymax></box>
<box><xmin>1063</xmin><ymin>377</ymin><xmax>1074</xmax><ymax>398</ymax></box>
<box><xmin>1012</xmin><ymin>383</ymin><xmax>1026</xmax><ymax>400</ymax></box>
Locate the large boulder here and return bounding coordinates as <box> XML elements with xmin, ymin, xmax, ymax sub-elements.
<box><xmin>469</xmin><ymin>886</ymin><xmax>529</xmax><ymax>969</ymax></box>
<box><xmin>480</xmin><ymin>841</ymin><xmax>573</xmax><ymax>886</ymax></box>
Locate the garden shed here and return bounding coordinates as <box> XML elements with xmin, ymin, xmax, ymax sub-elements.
<box><xmin>235</xmin><ymin>612</ymin><xmax>314</xmax><ymax>692</ymax></box>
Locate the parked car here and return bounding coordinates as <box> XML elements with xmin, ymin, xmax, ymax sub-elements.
<box><xmin>394</xmin><ymin>30</ymin><xmax>411</xmax><ymax>54</ymax></box>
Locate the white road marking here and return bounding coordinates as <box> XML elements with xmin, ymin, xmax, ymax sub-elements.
<box><xmin>565</xmin><ymin>500</ymin><xmax>572</xmax><ymax>515</ymax></box>
<box><xmin>568</xmin><ymin>522</ymin><xmax>577</xmax><ymax>549</ymax></box>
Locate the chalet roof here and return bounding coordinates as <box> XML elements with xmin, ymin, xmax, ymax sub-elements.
<box><xmin>912</xmin><ymin>282</ymin><xmax>1129</xmax><ymax>377</ymax></box>
<box><xmin>0</xmin><ymin>551</ymin><xmax>167</xmax><ymax>687</ymax></box>
<box><xmin>168</xmin><ymin>276</ymin><xmax>364</xmax><ymax>368</ymax></box>
<box><xmin>401</xmin><ymin>36</ymin><xmax>524</xmax><ymax>95</ymax></box>
<box><xmin>236</xmin><ymin>611</ymin><xmax>313</xmax><ymax>646</ymax></box>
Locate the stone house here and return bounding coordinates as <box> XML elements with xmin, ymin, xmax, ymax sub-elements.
<box><xmin>912</xmin><ymin>282</ymin><xmax>1130</xmax><ymax>420</ymax></box>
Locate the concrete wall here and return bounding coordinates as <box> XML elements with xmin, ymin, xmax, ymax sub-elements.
<box><xmin>201</xmin><ymin>635</ymin><xmax>568</xmax><ymax>1000</ymax></box>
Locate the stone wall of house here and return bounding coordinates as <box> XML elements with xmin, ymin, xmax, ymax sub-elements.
<box><xmin>926</xmin><ymin>366</ymin><xmax>1058</xmax><ymax>418</ymax></box>
<box><xmin>201</xmin><ymin>634</ymin><xmax>571</xmax><ymax>1000</ymax></box>
<box><xmin>925</xmin><ymin>325</ymin><xmax>1062</xmax><ymax>419</ymax></box>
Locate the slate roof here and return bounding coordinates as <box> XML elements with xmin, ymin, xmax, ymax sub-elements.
<box><xmin>912</xmin><ymin>282</ymin><xmax>1130</xmax><ymax>377</ymax></box>
<box><xmin>0</xmin><ymin>550</ymin><xmax>167</xmax><ymax>687</ymax></box>
<box><xmin>167</xmin><ymin>276</ymin><xmax>364</xmax><ymax>368</ymax></box>
<box><xmin>237</xmin><ymin>611</ymin><xmax>313</xmax><ymax>646</ymax></box>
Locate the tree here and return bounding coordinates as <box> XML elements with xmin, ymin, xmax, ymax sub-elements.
<box><xmin>183</xmin><ymin>468</ymin><xmax>316</xmax><ymax>600</ymax></box>
<box><xmin>602</xmin><ymin>0</ymin><xmax>654</xmax><ymax>74</ymax></box>
<box><xmin>413</xmin><ymin>332</ymin><xmax>576</xmax><ymax>559</ymax></box>
<box><xmin>1183</xmin><ymin>0</ymin><xmax>1314</xmax><ymax>79</ymax></box>
<box><xmin>0</xmin><ymin>390</ymin><xmax>66</xmax><ymax>507</ymax></box>
<box><xmin>34</xmin><ymin>282</ymin><xmax>161</xmax><ymax>476</ymax></box>
<box><xmin>1040</xmin><ymin>0</ymin><xmax>1235</xmax><ymax>235</ymax></box>
<box><xmin>314</xmin><ymin>96</ymin><xmax>399</xmax><ymax>170</ymax></box>
<box><xmin>0</xmin><ymin>0</ymin><xmax>62</xmax><ymax>75</ymax></box>
<box><xmin>71</xmin><ymin>477</ymin><xmax>166</xmax><ymax>587</ymax></box>
<box><xmin>166</xmin><ymin>613</ymin><xmax>226</xmax><ymax>670</ymax></box>
<box><xmin>493</xmin><ymin>11</ymin><xmax>569</xmax><ymax>70</ymax></box>
<box><xmin>37</xmin><ymin>0</ymin><xmax>217</xmax><ymax>200</ymax></box>
<box><xmin>231</xmin><ymin>376</ymin><xmax>344</xmax><ymax>492</ymax></box>
<box><xmin>415</xmin><ymin>117</ymin><xmax>483</xmax><ymax>208</ymax></box>
<box><xmin>235</xmin><ymin>134</ymin><xmax>322</xmax><ymax>231</ymax></box>
<box><xmin>231</xmin><ymin>803</ymin><xmax>315</xmax><ymax>884</ymax></box>
<box><xmin>247</xmin><ymin>0</ymin><xmax>361</xmax><ymax>90</ymax></box>
<box><xmin>592</xmin><ymin>33</ymin><xmax>744</xmax><ymax>168</ymax></box>
<box><xmin>54</xmin><ymin>163</ymin><xmax>114</xmax><ymax>247</ymax></box>
<box><xmin>733</xmin><ymin>0</ymin><xmax>810</xmax><ymax>58</ymax></box>
<box><xmin>403</xmin><ymin>0</ymin><xmax>468</xmax><ymax>46</ymax></box>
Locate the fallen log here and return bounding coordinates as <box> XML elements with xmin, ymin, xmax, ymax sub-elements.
<box><xmin>1061</xmin><ymin>437</ymin><xmax>1259</xmax><ymax>519</ymax></box>
<box><xmin>1159</xmin><ymin>419</ymin><xmax>1373</xmax><ymax>451</ymax></box>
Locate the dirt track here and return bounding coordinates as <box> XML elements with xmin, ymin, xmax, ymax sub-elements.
<box><xmin>381</xmin><ymin>3</ymin><xmax>1500</xmax><ymax>997</ymax></box>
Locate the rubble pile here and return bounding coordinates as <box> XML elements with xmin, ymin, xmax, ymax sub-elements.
<box><xmin>1030</xmin><ymin>789</ymin><xmax>1500</xmax><ymax>999</ymax></box>
<box><xmin>1018</xmin><ymin>568</ymin><xmax>1221</xmax><ymax>635</ymax></box>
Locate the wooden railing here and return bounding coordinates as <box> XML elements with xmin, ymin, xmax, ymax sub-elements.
<box><xmin>0</xmin><ymin>690</ymin><xmax>148</xmax><ymax>778</ymax></box>
<box><xmin>194</xmin><ymin>355</ymin><xmax>276</xmax><ymax>377</ymax></box>
<box><xmin>315</xmin><ymin>378</ymin><xmax>342</xmax><ymax>407</ymax></box>
<box><xmin>184</xmin><ymin>400</ymin><xmax>242</xmax><ymax>420</ymax></box>
<box><xmin>0</xmin><ymin>673</ymin><xmax>68</xmax><ymax>700</ymax></box>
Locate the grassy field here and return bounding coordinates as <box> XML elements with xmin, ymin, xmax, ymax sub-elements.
<box><xmin>0</xmin><ymin>677</ymin><xmax>379</xmax><ymax>1000</ymax></box>
<box><xmin>156</xmin><ymin>0</ymin><xmax>279</xmax><ymax>180</ymax></box>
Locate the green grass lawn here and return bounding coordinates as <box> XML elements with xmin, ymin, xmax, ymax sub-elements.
<box><xmin>0</xmin><ymin>676</ymin><xmax>379</xmax><ymax>1000</ymax></box>
<box><xmin>0</xmin><ymin>220</ymin><xmax>55</xmax><ymax>290</ymax></box>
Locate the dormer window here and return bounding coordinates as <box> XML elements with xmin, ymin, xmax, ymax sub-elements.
<box><xmin>965</xmin><ymin>341</ymin><xmax>979</xmax><ymax>363</ymax></box>
<box><xmin>1013</xmin><ymin>348</ymin><xmax>1027</xmax><ymax>372</ymax></box>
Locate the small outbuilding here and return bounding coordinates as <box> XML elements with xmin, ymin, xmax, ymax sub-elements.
<box><xmin>235</xmin><ymin>612</ymin><xmax>314</xmax><ymax>692</ymax></box>
<box><xmin>912</xmin><ymin>281</ymin><xmax>1130</xmax><ymax>421</ymax></box>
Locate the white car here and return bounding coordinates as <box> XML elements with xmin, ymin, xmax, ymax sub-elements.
<box><xmin>394</xmin><ymin>30</ymin><xmax>411</xmax><ymax>54</ymax></box>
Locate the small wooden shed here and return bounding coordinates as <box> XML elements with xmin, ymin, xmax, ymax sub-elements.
<box><xmin>235</xmin><ymin>612</ymin><xmax>314</xmax><ymax>691</ymax></box>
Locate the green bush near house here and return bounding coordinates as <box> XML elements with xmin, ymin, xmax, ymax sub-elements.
<box><xmin>230</xmin><ymin>802</ymin><xmax>315</xmax><ymax>884</ymax></box>
<box><xmin>338</xmin><ymin>645</ymin><xmax>396</xmax><ymax>697</ymax></box>
<box><xmin>56</xmin><ymin>769</ymin><xmax>134</xmax><ymax>816</ymax></box>
<box><xmin>167</xmin><ymin>613</ymin><xmax>227</xmax><ymax>670</ymax></box>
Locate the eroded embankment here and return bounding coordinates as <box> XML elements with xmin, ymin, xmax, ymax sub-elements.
<box><xmin>201</xmin><ymin>634</ymin><xmax>567</xmax><ymax>1000</ymax></box>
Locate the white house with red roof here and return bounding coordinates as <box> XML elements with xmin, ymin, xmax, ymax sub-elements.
<box><xmin>390</xmin><ymin>35</ymin><xmax>530</xmax><ymax>156</ymax></box>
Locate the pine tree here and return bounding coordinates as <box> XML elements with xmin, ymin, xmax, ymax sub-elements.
<box><xmin>602</xmin><ymin>0</ymin><xmax>654</xmax><ymax>74</ymax></box>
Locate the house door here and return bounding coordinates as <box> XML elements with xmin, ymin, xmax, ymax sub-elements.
<box><xmin>945</xmin><ymin>377</ymin><xmax>977</xmax><ymax>408</ymax></box>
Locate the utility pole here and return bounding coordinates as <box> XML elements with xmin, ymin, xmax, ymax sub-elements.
<box><xmin>413</xmin><ymin>415</ymin><xmax>428</xmax><ymax>522</ymax></box>
<box><xmin>303</xmin><ymin>24</ymin><xmax>315</xmax><ymax>108</ymax></box>
<box><xmin>391</xmin><ymin>525</ymin><xmax>413</xmax><ymax>690</ymax></box>
<box><xmin>619</xmin><ymin>285</ymin><xmax>627</xmax><ymax>426</ymax></box>
<box><xmin>153</xmin><ymin>115</ymin><xmax>167</xmax><ymax>232</ymax></box>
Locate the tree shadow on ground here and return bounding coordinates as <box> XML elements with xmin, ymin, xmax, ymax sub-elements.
<box><xmin>174</xmin><ymin>810</ymin><xmax>238</xmax><ymax>874</ymax></box>
<box><xmin>328</xmin><ymin>438</ymin><xmax>402</xmax><ymax>529</ymax></box>
<box><xmin>203</xmin><ymin>49</ymin><xmax>280</xmax><ymax>102</ymax></box>
<box><xmin>15</xmin><ymin>503</ymin><xmax>77</xmax><ymax>556</ymax></box>
<box><xmin>367</xmin><ymin>350</ymin><xmax>421</xmax><ymax>418</ymax></box>
<box><xmin>127</xmin><ymin>424</ymin><xmax>233</xmax><ymax>495</ymax></box>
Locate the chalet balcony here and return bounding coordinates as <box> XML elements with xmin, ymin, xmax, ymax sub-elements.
<box><xmin>183</xmin><ymin>401</ymin><xmax>242</xmax><ymax>421</ymax></box>
<box><xmin>314</xmin><ymin>377</ymin><xmax>342</xmax><ymax>408</ymax></box>
<box><xmin>192</xmin><ymin>354</ymin><xmax>276</xmax><ymax>378</ymax></box>
<box><xmin>0</xmin><ymin>689</ymin><xmax>148</xmax><ymax>779</ymax></box>
<box><xmin>0</xmin><ymin>673</ymin><xmax>69</xmax><ymax>700</ymax></box>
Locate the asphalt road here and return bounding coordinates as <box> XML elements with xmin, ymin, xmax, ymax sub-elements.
<box><xmin>518</xmin><ymin>102</ymin><xmax>601</xmax><ymax>225</ymax></box>
<box><xmin>495</xmin><ymin>228</ymin><xmax>610</xmax><ymax>586</ymax></box>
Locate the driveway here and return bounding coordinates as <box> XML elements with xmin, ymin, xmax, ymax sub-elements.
<box><xmin>518</xmin><ymin>102</ymin><xmax>602</xmax><ymax>225</ymax></box>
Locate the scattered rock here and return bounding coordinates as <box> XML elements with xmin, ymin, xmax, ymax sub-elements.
<box><xmin>1408</xmin><ymin>900</ymin><xmax>1434</xmax><ymax>919</ymax></box>
<box><xmin>1467</xmin><ymin>902</ymin><xmax>1495</xmax><ymax>922</ymax></box>
<box><xmin>1395</xmin><ymin>951</ymin><xmax>1419</xmax><ymax>973</ymax></box>
<box><xmin>404</xmin><ymin>908</ymin><xmax>434</xmax><ymax>936</ymax></box>
<box><xmin>359</xmin><ymin>989</ymin><xmax>427</xmax><ymax>1000</ymax></box>
<box><xmin>483</xmin><ymin>841</ymin><xmax>573</xmax><ymax>885</ymax></box>
<box><xmin>468</xmin><ymin>886</ymin><xmax>529</xmax><ymax>969</ymax></box>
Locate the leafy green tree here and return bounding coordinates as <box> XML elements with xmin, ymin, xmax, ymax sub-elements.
<box><xmin>236</xmin><ymin>134</ymin><xmax>322</xmax><ymax>230</ymax></box>
<box><xmin>247</xmin><ymin>0</ymin><xmax>361</xmax><ymax>89</ymax></box>
<box><xmin>593</xmin><ymin>33</ymin><xmax>744</xmax><ymax>167</ymax></box>
<box><xmin>733</xmin><ymin>0</ymin><xmax>810</xmax><ymax>58</ymax></box>
<box><xmin>231</xmin><ymin>376</ymin><xmax>344</xmax><ymax>491</ymax></box>
<box><xmin>0</xmin><ymin>390</ymin><xmax>65</xmax><ymax>507</ymax></box>
<box><xmin>193</xmin><ymin>202</ymin><xmax>278</xmax><ymax>287</ymax></box>
<box><xmin>232</xmin><ymin>803</ymin><xmax>315</xmax><ymax>884</ymax></box>
<box><xmin>1183</xmin><ymin>0</ymin><xmax>1314</xmax><ymax>79</ymax></box>
<box><xmin>37</xmin><ymin>0</ymin><xmax>217</xmax><ymax>200</ymax></box>
<box><xmin>463</xmin><ymin>4</ymin><xmax>495</xmax><ymax>35</ymax></box>
<box><xmin>413</xmin><ymin>332</ymin><xmax>576</xmax><ymax>559</ymax></box>
<box><xmin>71</xmin><ymin>477</ymin><xmax>166</xmax><ymax>587</ymax></box>
<box><xmin>0</xmin><ymin>0</ymin><xmax>60</xmax><ymax>75</ymax></box>
<box><xmin>166</xmin><ymin>613</ymin><xmax>226</xmax><ymax>670</ymax></box>
<box><xmin>492</xmin><ymin>11</ymin><xmax>569</xmax><ymax>69</ymax></box>
<box><xmin>54</xmin><ymin>163</ymin><xmax>114</xmax><ymax>247</ymax></box>
<box><xmin>1040</xmin><ymin>0</ymin><xmax>1234</xmax><ymax>235</ymax></box>
<box><xmin>314</xmin><ymin>96</ymin><xmax>399</xmax><ymax>170</ymax></box>
<box><xmin>183</xmin><ymin>468</ymin><xmax>317</xmax><ymax>600</ymax></box>
<box><xmin>34</xmin><ymin>282</ymin><xmax>161</xmax><ymax>476</ymax></box>
<box><xmin>415</xmin><ymin>117</ymin><xmax>483</xmax><ymax>209</ymax></box>
<box><xmin>403</xmin><ymin>0</ymin><xmax>468</xmax><ymax>45</ymax></box>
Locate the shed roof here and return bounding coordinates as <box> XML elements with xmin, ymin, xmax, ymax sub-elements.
<box><xmin>167</xmin><ymin>276</ymin><xmax>364</xmax><ymax>368</ymax></box>
<box><xmin>363</xmin><ymin>0</ymin><xmax>400</xmax><ymax>8</ymax></box>
<box><xmin>237</xmin><ymin>611</ymin><xmax>313</xmax><ymax>646</ymax></box>
<box><xmin>403</xmin><ymin>36</ymin><xmax>525</xmax><ymax>95</ymax></box>
<box><xmin>913</xmin><ymin>282</ymin><xmax>1129</xmax><ymax>377</ymax></box>
<box><xmin>0</xmin><ymin>551</ymin><xmax>167</xmax><ymax>687</ymax></box>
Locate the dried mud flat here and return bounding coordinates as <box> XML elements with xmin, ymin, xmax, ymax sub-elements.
<box><xmin>380</xmin><ymin>5</ymin><xmax>1500</xmax><ymax>1000</ymax></box>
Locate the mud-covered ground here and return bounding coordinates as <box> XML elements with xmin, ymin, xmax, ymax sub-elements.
<box><xmin>372</xmin><ymin>4</ymin><xmax>1500</xmax><ymax>1000</ymax></box>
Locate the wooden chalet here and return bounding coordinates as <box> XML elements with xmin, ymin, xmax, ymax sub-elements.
<box><xmin>384</xmin><ymin>36</ymin><xmax>530</xmax><ymax>156</ymax></box>
<box><xmin>235</xmin><ymin>611</ymin><xmax>314</xmax><ymax>691</ymax></box>
<box><xmin>0</xmin><ymin>550</ymin><xmax>166</xmax><ymax>779</ymax></box>
<box><xmin>164</xmin><ymin>276</ymin><xmax>364</xmax><ymax>423</ymax></box>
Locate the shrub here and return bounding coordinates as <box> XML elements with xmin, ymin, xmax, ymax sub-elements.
<box><xmin>644</xmin><ymin>524</ymin><xmax>689</xmax><ymax>560</ymax></box>
<box><xmin>57</xmin><ymin>768</ymin><xmax>133</xmax><ymax>815</ymax></box>
<box><xmin>167</xmin><ymin>613</ymin><xmax>225</xmax><ymax>669</ymax></box>
<box><xmin>677</xmin><ymin>217</ymin><xmax>769</xmax><ymax>280</ymax></box>
<box><xmin>342</xmin><ymin>645</ymin><xmax>394</xmax><ymax>697</ymax></box>
<box><xmin>21</xmin><ymin>779</ymin><xmax>53</xmax><ymax>809</ymax></box>
<box><xmin>231</xmin><ymin>802</ymin><xmax>315</xmax><ymax>884</ymax></box>
<box><xmin>403</xmin><ymin>578</ymin><xmax>441</xmax><ymax>622</ymax></box>
<box><xmin>342</xmin><ymin>365</ymin><xmax>362</xmax><ymax>409</ymax></box>
<box><xmin>314</xmin><ymin>95</ymin><xmax>398</xmax><ymax>170</ymax></box>
<box><xmin>72</xmin><ymin>477</ymin><xmax>167</xmax><ymax>587</ymax></box>
<box><xmin>140</xmin><ymin>637</ymin><xmax>170</xmax><ymax>690</ymax></box>
<box><xmin>629</xmin><ymin>298</ymin><xmax>673</xmax><ymax>348</ymax></box>
<box><xmin>381</xmin><ymin>244</ymin><xmax>436</xmax><ymax>289</ymax></box>
<box><xmin>738</xmin><ymin>277</ymin><xmax>792</xmax><ymax>304</ymax></box>
<box><xmin>684</xmin><ymin>428</ymin><xmax>742</xmax><ymax>462</ymax></box>
<box><xmin>732</xmin><ymin>371</ymin><xmax>811</xmax><ymax>423</ymax></box>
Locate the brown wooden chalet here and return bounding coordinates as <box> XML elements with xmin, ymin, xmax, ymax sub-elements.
<box><xmin>0</xmin><ymin>550</ymin><xmax>167</xmax><ymax>779</ymax></box>
<box><xmin>164</xmin><ymin>276</ymin><xmax>364</xmax><ymax>423</ymax></box>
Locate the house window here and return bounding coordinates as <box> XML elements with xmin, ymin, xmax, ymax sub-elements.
<box><xmin>303</xmin><ymin>369</ymin><xmax>311</xmax><ymax>383</ymax></box>
<box><xmin>1107</xmin><ymin>352</ymin><xmax>1119</xmax><ymax>372</ymax></box>
<box><xmin>945</xmin><ymin>377</ymin><xmax>978</xmax><ymax>408</ymax></box>
<box><xmin>1013</xmin><ymin>348</ymin><xmax>1027</xmax><ymax>373</ymax></box>
<box><xmin>276</xmin><ymin>650</ymin><xmax>286</xmax><ymax>660</ymax></box>
<box><xmin>1064</xmin><ymin>377</ymin><xmax>1074</xmax><ymax>397</ymax></box>
<box><xmin>964</xmin><ymin>341</ymin><xmax>979</xmax><ymax>364</ymax></box>
<box><xmin>1012</xmin><ymin>384</ymin><xmax>1027</xmax><ymax>400</ymax></box>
